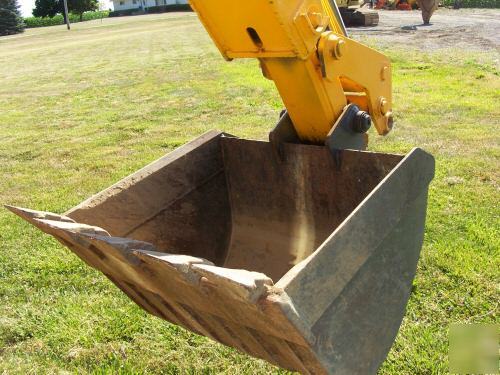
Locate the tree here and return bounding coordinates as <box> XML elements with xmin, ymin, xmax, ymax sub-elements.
<box><xmin>33</xmin><ymin>0</ymin><xmax>98</xmax><ymax>22</ymax></box>
<box><xmin>0</xmin><ymin>0</ymin><xmax>24</xmax><ymax>36</ymax></box>
<box><xmin>32</xmin><ymin>0</ymin><xmax>62</xmax><ymax>18</ymax></box>
<box><xmin>68</xmin><ymin>0</ymin><xmax>97</xmax><ymax>21</ymax></box>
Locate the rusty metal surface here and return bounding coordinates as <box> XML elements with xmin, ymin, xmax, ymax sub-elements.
<box><xmin>7</xmin><ymin>132</ymin><xmax>435</xmax><ymax>374</ymax></box>
<box><xmin>278</xmin><ymin>147</ymin><xmax>435</xmax><ymax>374</ymax></box>
<box><xmin>65</xmin><ymin>130</ymin><xmax>232</xmax><ymax>265</ymax></box>
<box><xmin>221</xmin><ymin>137</ymin><xmax>402</xmax><ymax>281</ymax></box>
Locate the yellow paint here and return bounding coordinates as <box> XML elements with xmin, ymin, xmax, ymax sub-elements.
<box><xmin>189</xmin><ymin>0</ymin><xmax>392</xmax><ymax>143</ymax></box>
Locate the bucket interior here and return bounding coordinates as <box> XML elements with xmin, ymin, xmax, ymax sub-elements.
<box><xmin>67</xmin><ymin>135</ymin><xmax>403</xmax><ymax>282</ymax></box>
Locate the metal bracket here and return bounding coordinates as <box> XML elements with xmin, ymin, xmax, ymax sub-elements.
<box><xmin>325</xmin><ymin>104</ymin><xmax>371</xmax><ymax>168</ymax></box>
<box><xmin>269</xmin><ymin>104</ymin><xmax>371</xmax><ymax>165</ymax></box>
<box><xmin>325</xmin><ymin>104</ymin><xmax>370</xmax><ymax>151</ymax></box>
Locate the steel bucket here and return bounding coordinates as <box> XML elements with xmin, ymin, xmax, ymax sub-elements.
<box><xmin>8</xmin><ymin>130</ymin><xmax>434</xmax><ymax>374</ymax></box>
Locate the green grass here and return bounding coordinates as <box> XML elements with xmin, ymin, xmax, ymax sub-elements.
<box><xmin>0</xmin><ymin>13</ymin><xmax>498</xmax><ymax>374</ymax></box>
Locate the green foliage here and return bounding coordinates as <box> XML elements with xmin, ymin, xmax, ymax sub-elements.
<box><xmin>24</xmin><ymin>10</ymin><xmax>108</xmax><ymax>27</ymax></box>
<box><xmin>24</xmin><ymin>14</ymin><xmax>60</xmax><ymax>27</ymax></box>
<box><xmin>76</xmin><ymin>9</ymin><xmax>108</xmax><ymax>20</ymax></box>
<box><xmin>146</xmin><ymin>4</ymin><xmax>192</xmax><ymax>13</ymax></box>
<box><xmin>33</xmin><ymin>0</ymin><xmax>99</xmax><ymax>23</ymax></box>
<box><xmin>108</xmin><ymin>8</ymin><xmax>137</xmax><ymax>16</ymax></box>
<box><xmin>108</xmin><ymin>4</ymin><xmax>191</xmax><ymax>17</ymax></box>
<box><xmin>441</xmin><ymin>0</ymin><xmax>499</xmax><ymax>7</ymax></box>
<box><xmin>32</xmin><ymin>0</ymin><xmax>61</xmax><ymax>18</ymax></box>
<box><xmin>0</xmin><ymin>0</ymin><xmax>24</xmax><ymax>36</ymax></box>
<box><xmin>68</xmin><ymin>0</ymin><xmax>98</xmax><ymax>20</ymax></box>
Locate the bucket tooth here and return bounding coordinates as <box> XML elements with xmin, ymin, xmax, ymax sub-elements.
<box><xmin>8</xmin><ymin>131</ymin><xmax>434</xmax><ymax>374</ymax></box>
<box><xmin>191</xmin><ymin>263</ymin><xmax>273</xmax><ymax>303</ymax></box>
<box><xmin>38</xmin><ymin>219</ymin><xmax>110</xmax><ymax>237</ymax></box>
<box><xmin>133</xmin><ymin>250</ymin><xmax>214</xmax><ymax>275</ymax></box>
<box><xmin>5</xmin><ymin>205</ymin><xmax>110</xmax><ymax>237</ymax></box>
<box><xmin>134</xmin><ymin>249</ymin><xmax>272</xmax><ymax>302</ymax></box>
<box><xmin>5</xmin><ymin>205</ymin><xmax>76</xmax><ymax>223</ymax></box>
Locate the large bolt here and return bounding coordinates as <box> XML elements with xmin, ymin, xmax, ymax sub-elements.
<box><xmin>379</xmin><ymin>97</ymin><xmax>389</xmax><ymax>115</ymax></box>
<box><xmin>380</xmin><ymin>112</ymin><xmax>394</xmax><ymax>135</ymax></box>
<box><xmin>326</xmin><ymin>34</ymin><xmax>346</xmax><ymax>60</ymax></box>
<box><xmin>352</xmin><ymin>111</ymin><xmax>372</xmax><ymax>133</ymax></box>
<box><xmin>387</xmin><ymin>113</ymin><xmax>394</xmax><ymax>130</ymax></box>
<box><xmin>333</xmin><ymin>39</ymin><xmax>345</xmax><ymax>59</ymax></box>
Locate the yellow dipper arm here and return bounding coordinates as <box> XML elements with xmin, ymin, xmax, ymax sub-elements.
<box><xmin>189</xmin><ymin>0</ymin><xmax>393</xmax><ymax>144</ymax></box>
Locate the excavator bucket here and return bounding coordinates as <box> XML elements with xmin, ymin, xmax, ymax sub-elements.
<box><xmin>7</xmin><ymin>130</ymin><xmax>434</xmax><ymax>374</ymax></box>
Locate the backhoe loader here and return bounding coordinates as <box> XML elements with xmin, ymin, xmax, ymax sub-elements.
<box><xmin>7</xmin><ymin>0</ymin><xmax>435</xmax><ymax>373</ymax></box>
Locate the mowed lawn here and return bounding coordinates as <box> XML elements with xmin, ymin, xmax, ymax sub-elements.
<box><xmin>0</xmin><ymin>12</ymin><xmax>498</xmax><ymax>374</ymax></box>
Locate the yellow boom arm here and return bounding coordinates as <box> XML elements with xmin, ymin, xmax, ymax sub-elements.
<box><xmin>189</xmin><ymin>0</ymin><xmax>393</xmax><ymax>144</ymax></box>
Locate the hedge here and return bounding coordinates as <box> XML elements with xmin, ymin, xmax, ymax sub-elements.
<box><xmin>24</xmin><ymin>10</ymin><xmax>109</xmax><ymax>28</ymax></box>
<box><xmin>108</xmin><ymin>8</ymin><xmax>141</xmax><ymax>17</ymax></box>
<box><xmin>146</xmin><ymin>4</ymin><xmax>192</xmax><ymax>13</ymax></box>
<box><xmin>109</xmin><ymin>4</ymin><xmax>191</xmax><ymax>17</ymax></box>
<box><xmin>441</xmin><ymin>0</ymin><xmax>499</xmax><ymax>6</ymax></box>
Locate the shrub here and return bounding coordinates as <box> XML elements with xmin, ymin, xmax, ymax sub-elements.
<box><xmin>109</xmin><ymin>8</ymin><xmax>140</xmax><ymax>17</ymax></box>
<box><xmin>146</xmin><ymin>4</ymin><xmax>191</xmax><ymax>13</ymax></box>
<box><xmin>24</xmin><ymin>10</ymin><xmax>108</xmax><ymax>28</ymax></box>
<box><xmin>441</xmin><ymin>0</ymin><xmax>499</xmax><ymax>7</ymax></box>
<box><xmin>33</xmin><ymin>0</ymin><xmax>99</xmax><ymax>22</ymax></box>
<box><xmin>109</xmin><ymin>3</ymin><xmax>191</xmax><ymax>17</ymax></box>
<box><xmin>79</xmin><ymin>9</ymin><xmax>109</xmax><ymax>20</ymax></box>
<box><xmin>24</xmin><ymin>14</ymin><xmax>63</xmax><ymax>27</ymax></box>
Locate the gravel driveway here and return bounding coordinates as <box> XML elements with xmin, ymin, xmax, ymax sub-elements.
<box><xmin>349</xmin><ymin>8</ymin><xmax>499</xmax><ymax>51</ymax></box>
